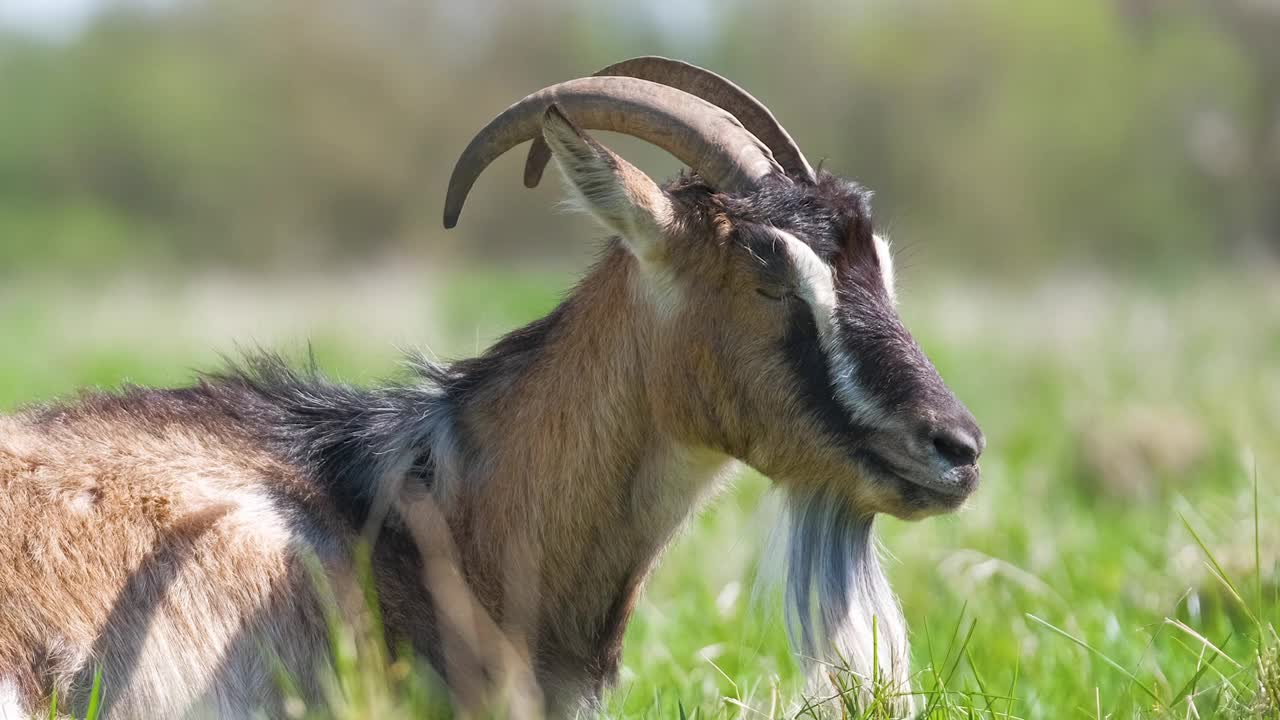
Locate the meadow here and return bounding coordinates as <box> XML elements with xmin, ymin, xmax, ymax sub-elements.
<box><xmin>1</xmin><ymin>267</ymin><xmax>1277</xmax><ymax>719</ymax></box>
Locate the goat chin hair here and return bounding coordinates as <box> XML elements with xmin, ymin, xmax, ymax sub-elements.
<box><xmin>762</xmin><ymin>486</ymin><xmax>914</xmax><ymax>716</ymax></box>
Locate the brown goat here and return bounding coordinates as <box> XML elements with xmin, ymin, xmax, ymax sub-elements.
<box><xmin>0</xmin><ymin>57</ymin><xmax>983</xmax><ymax>718</ymax></box>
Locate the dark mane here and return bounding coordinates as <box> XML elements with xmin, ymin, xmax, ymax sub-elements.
<box><xmin>24</xmin><ymin>306</ymin><xmax>571</xmax><ymax>530</ymax></box>
<box><xmin>23</xmin><ymin>354</ymin><xmax>441</xmax><ymax>528</ymax></box>
<box><xmin>194</xmin><ymin>356</ymin><xmax>449</xmax><ymax>527</ymax></box>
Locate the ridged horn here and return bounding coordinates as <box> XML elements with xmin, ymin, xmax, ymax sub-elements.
<box><xmin>443</xmin><ymin>76</ymin><xmax>784</xmax><ymax>229</ymax></box>
<box><xmin>522</xmin><ymin>56</ymin><xmax>815</xmax><ymax>189</ymax></box>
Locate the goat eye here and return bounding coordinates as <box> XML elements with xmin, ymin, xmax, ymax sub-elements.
<box><xmin>755</xmin><ymin>288</ymin><xmax>793</xmax><ymax>302</ymax></box>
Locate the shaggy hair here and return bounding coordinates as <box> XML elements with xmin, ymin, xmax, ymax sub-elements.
<box><xmin>782</xmin><ymin>489</ymin><xmax>910</xmax><ymax>712</ymax></box>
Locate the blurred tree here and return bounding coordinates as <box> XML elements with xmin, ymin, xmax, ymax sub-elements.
<box><xmin>0</xmin><ymin>0</ymin><xmax>1273</xmax><ymax>276</ymax></box>
<box><xmin>1197</xmin><ymin>0</ymin><xmax>1280</xmax><ymax>257</ymax></box>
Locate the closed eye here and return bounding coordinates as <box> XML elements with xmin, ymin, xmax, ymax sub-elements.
<box><xmin>755</xmin><ymin>288</ymin><xmax>795</xmax><ymax>302</ymax></box>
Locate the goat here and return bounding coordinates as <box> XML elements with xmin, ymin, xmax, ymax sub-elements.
<box><xmin>0</xmin><ymin>57</ymin><xmax>984</xmax><ymax>718</ymax></box>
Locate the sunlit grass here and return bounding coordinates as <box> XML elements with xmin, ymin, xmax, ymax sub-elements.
<box><xmin>4</xmin><ymin>269</ymin><xmax>1277</xmax><ymax>718</ymax></box>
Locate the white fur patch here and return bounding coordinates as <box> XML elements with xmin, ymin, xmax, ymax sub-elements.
<box><xmin>68</xmin><ymin>489</ymin><xmax>97</xmax><ymax>515</ymax></box>
<box><xmin>873</xmin><ymin>234</ymin><xmax>897</xmax><ymax>304</ymax></box>
<box><xmin>225</xmin><ymin>488</ymin><xmax>289</xmax><ymax>542</ymax></box>
<box><xmin>630</xmin><ymin>445</ymin><xmax>739</xmax><ymax>536</ymax></box>
<box><xmin>774</xmin><ymin>230</ymin><xmax>836</xmax><ymax>334</ymax></box>
<box><xmin>181</xmin><ymin>483</ymin><xmax>295</xmax><ymax>553</ymax></box>
<box><xmin>0</xmin><ymin>678</ymin><xmax>25</xmax><ymax>720</ymax></box>
<box><xmin>773</xmin><ymin>229</ymin><xmax>888</xmax><ymax>428</ymax></box>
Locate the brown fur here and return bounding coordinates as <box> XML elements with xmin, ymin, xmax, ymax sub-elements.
<box><xmin>0</xmin><ymin>104</ymin><xmax>978</xmax><ymax>719</ymax></box>
<box><xmin>0</xmin><ymin>414</ymin><xmax>349</xmax><ymax>717</ymax></box>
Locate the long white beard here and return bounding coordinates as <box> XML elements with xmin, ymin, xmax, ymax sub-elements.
<box><xmin>777</xmin><ymin>488</ymin><xmax>913</xmax><ymax>716</ymax></box>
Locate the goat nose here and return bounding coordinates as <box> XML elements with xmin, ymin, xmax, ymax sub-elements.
<box><xmin>929</xmin><ymin>424</ymin><xmax>983</xmax><ymax>467</ymax></box>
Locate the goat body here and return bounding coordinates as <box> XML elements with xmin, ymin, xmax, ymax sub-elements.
<box><xmin>0</xmin><ymin>252</ymin><xmax>734</xmax><ymax>717</ymax></box>
<box><xmin>0</xmin><ymin>57</ymin><xmax>985</xmax><ymax>719</ymax></box>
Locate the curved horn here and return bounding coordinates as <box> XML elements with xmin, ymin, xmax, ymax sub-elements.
<box><xmin>523</xmin><ymin>56</ymin><xmax>815</xmax><ymax>189</ymax></box>
<box><xmin>443</xmin><ymin>76</ymin><xmax>783</xmax><ymax>229</ymax></box>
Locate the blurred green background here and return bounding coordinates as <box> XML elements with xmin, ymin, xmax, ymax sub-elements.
<box><xmin>2</xmin><ymin>0</ymin><xmax>1278</xmax><ymax>276</ymax></box>
<box><xmin>1</xmin><ymin>1</ymin><xmax>1278</xmax><ymax>718</ymax></box>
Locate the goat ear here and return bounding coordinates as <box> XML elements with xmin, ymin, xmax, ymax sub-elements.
<box><xmin>541</xmin><ymin>105</ymin><xmax>674</xmax><ymax>259</ymax></box>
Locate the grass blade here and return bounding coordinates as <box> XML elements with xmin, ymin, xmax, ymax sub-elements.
<box><xmin>1026</xmin><ymin>613</ymin><xmax>1162</xmax><ymax>707</ymax></box>
<box><xmin>1178</xmin><ymin>512</ymin><xmax>1261</xmax><ymax>632</ymax></box>
<box><xmin>84</xmin><ymin>665</ymin><xmax>104</xmax><ymax>720</ymax></box>
<box><xmin>1164</xmin><ymin>619</ymin><xmax>1242</xmax><ymax>671</ymax></box>
<box><xmin>1170</xmin><ymin>639</ymin><xmax>1223</xmax><ymax>707</ymax></box>
<box><xmin>1254</xmin><ymin>461</ymin><xmax>1264</xmax><ymax>657</ymax></box>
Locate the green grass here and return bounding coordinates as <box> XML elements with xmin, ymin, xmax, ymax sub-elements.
<box><xmin>2</xmin><ymin>269</ymin><xmax>1277</xmax><ymax>718</ymax></box>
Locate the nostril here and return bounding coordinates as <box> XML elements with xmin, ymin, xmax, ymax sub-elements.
<box><xmin>930</xmin><ymin>427</ymin><xmax>980</xmax><ymax>467</ymax></box>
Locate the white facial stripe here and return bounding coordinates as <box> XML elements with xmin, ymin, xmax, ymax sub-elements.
<box><xmin>772</xmin><ymin>230</ymin><xmax>888</xmax><ymax>428</ymax></box>
<box><xmin>873</xmin><ymin>234</ymin><xmax>897</xmax><ymax>304</ymax></box>
<box><xmin>775</xmin><ymin>230</ymin><xmax>836</xmax><ymax>334</ymax></box>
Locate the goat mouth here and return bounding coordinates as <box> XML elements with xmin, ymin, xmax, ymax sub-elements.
<box><xmin>858</xmin><ymin>449</ymin><xmax>977</xmax><ymax>505</ymax></box>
